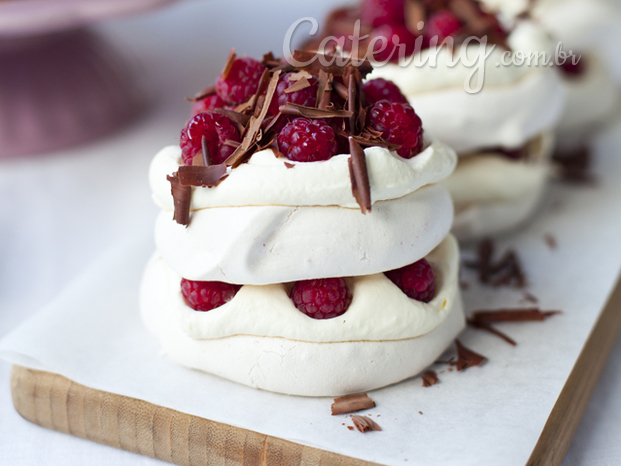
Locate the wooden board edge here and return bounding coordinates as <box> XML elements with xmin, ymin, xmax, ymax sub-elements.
<box><xmin>10</xmin><ymin>365</ymin><xmax>380</xmax><ymax>466</ymax></box>
<box><xmin>527</xmin><ymin>274</ymin><xmax>621</xmax><ymax>466</ymax></box>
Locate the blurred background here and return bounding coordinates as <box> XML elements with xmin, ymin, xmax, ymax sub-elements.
<box><xmin>0</xmin><ymin>0</ymin><xmax>620</xmax><ymax>464</ymax></box>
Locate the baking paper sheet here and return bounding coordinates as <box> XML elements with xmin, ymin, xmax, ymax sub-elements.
<box><xmin>1</xmin><ymin>119</ymin><xmax>621</xmax><ymax>465</ymax></box>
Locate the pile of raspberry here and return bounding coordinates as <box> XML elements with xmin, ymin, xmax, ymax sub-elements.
<box><xmin>304</xmin><ymin>0</ymin><xmax>509</xmax><ymax>64</ymax></box>
<box><xmin>178</xmin><ymin>52</ymin><xmax>436</xmax><ymax>318</ymax></box>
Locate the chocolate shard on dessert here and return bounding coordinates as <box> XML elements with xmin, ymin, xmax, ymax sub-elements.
<box><xmin>141</xmin><ymin>49</ymin><xmax>465</xmax><ymax>397</ymax></box>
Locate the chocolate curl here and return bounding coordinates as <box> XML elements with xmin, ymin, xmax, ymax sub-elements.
<box><xmin>178</xmin><ymin>164</ymin><xmax>228</xmax><ymax>187</ymax></box>
<box><xmin>221</xmin><ymin>48</ymin><xmax>237</xmax><ymax>79</ymax></box>
<box><xmin>351</xmin><ymin>415</ymin><xmax>382</xmax><ymax>433</ymax></box>
<box><xmin>331</xmin><ymin>394</ymin><xmax>376</xmax><ymax>415</ymax></box>
<box><xmin>187</xmin><ymin>84</ymin><xmax>216</xmax><ymax>102</ymax></box>
<box><xmin>199</xmin><ymin>135</ymin><xmax>212</xmax><ymax>166</ymax></box>
<box><xmin>167</xmin><ymin>173</ymin><xmax>192</xmax><ymax>226</ymax></box>
<box><xmin>291</xmin><ymin>50</ymin><xmax>373</xmax><ymax>77</ymax></box>
<box><xmin>405</xmin><ymin>0</ymin><xmax>426</xmax><ymax>34</ymax></box>
<box><xmin>279</xmin><ymin>103</ymin><xmax>352</xmax><ymax>119</ymax></box>
<box><xmin>348</xmin><ymin>137</ymin><xmax>372</xmax><ymax>214</ymax></box>
<box><xmin>450</xmin><ymin>340</ymin><xmax>487</xmax><ymax>371</ymax></box>
<box><xmin>470</xmin><ymin>308</ymin><xmax>561</xmax><ymax>323</ymax></box>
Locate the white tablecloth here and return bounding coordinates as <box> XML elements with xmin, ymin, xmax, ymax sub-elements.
<box><xmin>0</xmin><ymin>0</ymin><xmax>620</xmax><ymax>464</ymax></box>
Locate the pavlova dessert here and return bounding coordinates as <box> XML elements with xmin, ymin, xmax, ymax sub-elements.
<box><xmin>306</xmin><ymin>0</ymin><xmax>565</xmax><ymax>240</ymax></box>
<box><xmin>140</xmin><ymin>50</ymin><xmax>464</xmax><ymax>397</ymax></box>
<box><xmin>481</xmin><ymin>0</ymin><xmax>621</xmax><ymax>152</ymax></box>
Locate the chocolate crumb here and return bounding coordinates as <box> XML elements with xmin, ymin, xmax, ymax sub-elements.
<box><xmin>347</xmin><ymin>426</ymin><xmax>354</xmax><ymax>431</ymax></box>
<box><xmin>552</xmin><ymin>146</ymin><xmax>597</xmax><ymax>185</ymax></box>
<box><xmin>284</xmin><ymin>162</ymin><xmax>295</xmax><ymax>169</ymax></box>
<box><xmin>351</xmin><ymin>415</ymin><xmax>382</xmax><ymax>433</ymax></box>
<box><xmin>450</xmin><ymin>340</ymin><xmax>487</xmax><ymax>371</ymax></box>
<box><xmin>167</xmin><ymin>173</ymin><xmax>192</xmax><ymax>226</ymax></box>
<box><xmin>522</xmin><ymin>291</ymin><xmax>539</xmax><ymax>304</ymax></box>
<box><xmin>419</xmin><ymin>411</ymin><xmax>423</xmax><ymax>415</ymax></box>
<box><xmin>421</xmin><ymin>370</ymin><xmax>439</xmax><ymax>387</ymax></box>
<box><xmin>544</xmin><ymin>233</ymin><xmax>557</xmax><ymax>250</ymax></box>
<box><xmin>331</xmin><ymin>393</ymin><xmax>376</xmax><ymax>415</ymax></box>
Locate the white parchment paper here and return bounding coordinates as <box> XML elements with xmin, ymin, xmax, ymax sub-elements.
<box><xmin>1</xmin><ymin>116</ymin><xmax>621</xmax><ymax>466</ymax></box>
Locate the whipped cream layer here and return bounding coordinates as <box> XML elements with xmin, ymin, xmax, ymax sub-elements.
<box><xmin>558</xmin><ymin>52</ymin><xmax>620</xmax><ymax>133</ymax></box>
<box><xmin>156</xmin><ymin>183</ymin><xmax>453</xmax><ymax>284</ymax></box>
<box><xmin>150</xmin><ymin>141</ymin><xmax>456</xmax><ymax>210</ymax></box>
<box><xmin>144</xmin><ymin>234</ymin><xmax>459</xmax><ymax>343</ymax></box>
<box><xmin>368</xmin><ymin>21</ymin><xmax>564</xmax><ymax>153</ymax></box>
<box><xmin>481</xmin><ymin>0</ymin><xmax>621</xmax><ymax>50</ymax></box>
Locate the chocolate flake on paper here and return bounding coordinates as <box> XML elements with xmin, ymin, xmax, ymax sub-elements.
<box><xmin>421</xmin><ymin>370</ymin><xmax>439</xmax><ymax>387</ymax></box>
<box><xmin>467</xmin><ymin>308</ymin><xmax>560</xmax><ymax>345</ymax></box>
<box><xmin>465</xmin><ymin>238</ymin><xmax>526</xmax><ymax>288</ymax></box>
<box><xmin>331</xmin><ymin>393</ymin><xmax>376</xmax><ymax>415</ymax></box>
<box><xmin>351</xmin><ymin>415</ymin><xmax>382</xmax><ymax>433</ymax></box>
<box><xmin>449</xmin><ymin>340</ymin><xmax>487</xmax><ymax>371</ymax></box>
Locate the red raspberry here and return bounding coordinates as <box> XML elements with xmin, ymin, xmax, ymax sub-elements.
<box><xmin>368</xmin><ymin>24</ymin><xmax>419</xmax><ymax>63</ymax></box>
<box><xmin>385</xmin><ymin>258</ymin><xmax>435</xmax><ymax>302</ymax></box>
<box><xmin>367</xmin><ymin>100</ymin><xmax>424</xmax><ymax>158</ymax></box>
<box><xmin>181</xmin><ymin>279</ymin><xmax>242</xmax><ymax>312</ymax></box>
<box><xmin>425</xmin><ymin>10</ymin><xmax>462</xmax><ymax>43</ymax></box>
<box><xmin>559</xmin><ymin>57</ymin><xmax>586</xmax><ymax>77</ymax></box>
<box><xmin>191</xmin><ymin>94</ymin><xmax>227</xmax><ymax>116</ymax></box>
<box><xmin>179</xmin><ymin>111</ymin><xmax>241</xmax><ymax>165</ymax></box>
<box><xmin>291</xmin><ymin>278</ymin><xmax>352</xmax><ymax>319</ymax></box>
<box><xmin>362</xmin><ymin>78</ymin><xmax>408</xmax><ymax>106</ymax></box>
<box><xmin>269</xmin><ymin>72</ymin><xmax>318</xmax><ymax>116</ymax></box>
<box><xmin>215</xmin><ymin>57</ymin><xmax>266</xmax><ymax>105</ymax></box>
<box><xmin>360</xmin><ymin>0</ymin><xmax>405</xmax><ymax>28</ymax></box>
<box><xmin>277</xmin><ymin>118</ymin><xmax>338</xmax><ymax>162</ymax></box>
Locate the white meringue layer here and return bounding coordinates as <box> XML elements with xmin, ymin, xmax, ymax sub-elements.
<box><xmin>150</xmin><ymin>141</ymin><xmax>457</xmax><ymax>211</ymax></box>
<box><xmin>368</xmin><ymin>21</ymin><xmax>564</xmax><ymax>153</ymax></box>
<box><xmin>156</xmin><ymin>183</ymin><xmax>453</xmax><ymax>285</ymax></box>
<box><xmin>446</xmin><ymin>132</ymin><xmax>553</xmax><ymax>240</ymax></box>
<box><xmin>557</xmin><ymin>52</ymin><xmax>620</xmax><ymax>139</ymax></box>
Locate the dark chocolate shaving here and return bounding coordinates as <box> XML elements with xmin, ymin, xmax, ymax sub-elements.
<box><xmin>279</xmin><ymin>102</ymin><xmax>353</xmax><ymax>119</ymax></box>
<box><xmin>467</xmin><ymin>319</ymin><xmax>517</xmax><ymax>346</ymax></box>
<box><xmin>167</xmin><ymin>173</ymin><xmax>192</xmax><ymax>226</ymax></box>
<box><xmin>470</xmin><ymin>308</ymin><xmax>561</xmax><ymax>323</ymax></box>
<box><xmin>351</xmin><ymin>415</ymin><xmax>382</xmax><ymax>433</ymax></box>
<box><xmin>552</xmin><ymin>146</ymin><xmax>597</xmax><ymax>185</ymax></box>
<box><xmin>221</xmin><ymin>49</ymin><xmax>237</xmax><ymax>80</ymax></box>
<box><xmin>467</xmin><ymin>308</ymin><xmax>560</xmax><ymax>345</ymax></box>
<box><xmin>544</xmin><ymin>233</ymin><xmax>557</xmax><ymax>250</ymax></box>
<box><xmin>291</xmin><ymin>50</ymin><xmax>373</xmax><ymax>78</ymax></box>
<box><xmin>348</xmin><ymin>137</ymin><xmax>372</xmax><ymax>214</ymax></box>
<box><xmin>421</xmin><ymin>370</ymin><xmax>439</xmax><ymax>387</ymax></box>
<box><xmin>284</xmin><ymin>76</ymin><xmax>311</xmax><ymax>94</ymax></box>
<box><xmin>225</xmin><ymin>70</ymin><xmax>281</xmax><ymax>168</ymax></box>
<box><xmin>522</xmin><ymin>291</ymin><xmax>539</xmax><ymax>304</ymax></box>
<box><xmin>178</xmin><ymin>164</ymin><xmax>229</xmax><ymax>187</ymax></box>
<box><xmin>188</xmin><ymin>85</ymin><xmax>216</xmax><ymax>102</ymax></box>
<box><xmin>199</xmin><ymin>135</ymin><xmax>212</xmax><ymax>166</ymax></box>
<box><xmin>450</xmin><ymin>340</ymin><xmax>487</xmax><ymax>371</ymax></box>
<box><xmin>284</xmin><ymin>162</ymin><xmax>295</xmax><ymax>169</ymax></box>
<box><xmin>405</xmin><ymin>0</ymin><xmax>426</xmax><ymax>33</ymax></box>
<box><xmin>213</xmin><ymin>108</ymin><xmax>251</xmax><ymax>127</ymax></box>
<box><xmin>465</xmin><ymin>238</ymin><xmax>526</xmax><ymax>288</ymax></box>
<box><xmin>331</xmin><ymin>393</ymin><xmax>376</xmax><ymax>415</ymax></box>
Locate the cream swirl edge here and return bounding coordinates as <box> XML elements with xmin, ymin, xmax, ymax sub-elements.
<box><xmin>150</xmin><ymin>141</ymin><xmax>457</xmax><ymax>210</ymax></box>
<box><xmin>143</xmin><ymin>234</ymin><xmax>459</xmax><ymax>343</ymax></box>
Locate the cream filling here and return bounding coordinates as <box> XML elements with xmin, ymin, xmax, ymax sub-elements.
<box><xmin>155</xmin><ymin>183</ymin><xmax>453</xmax><ymax>285</ymax></box>
<box><xmin>444</xmin><ymin>132</ymin><xmax>553</xmax><ymax>206</ymax></box>
<box><xmin>144</xmin><ymin>234</ymin><xmax>459</xmax><ymax>343</ymax></box>
<box><xmin>150</xmin><ymin>140</ymin><xmax>457</xmax><ymax>211</ymax></box>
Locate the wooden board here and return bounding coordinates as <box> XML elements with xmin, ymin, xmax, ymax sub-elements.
<box><xmin>10</xmin><ymin>277</ymin><xmax>621</xmax><ymax>466</ymax></box>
